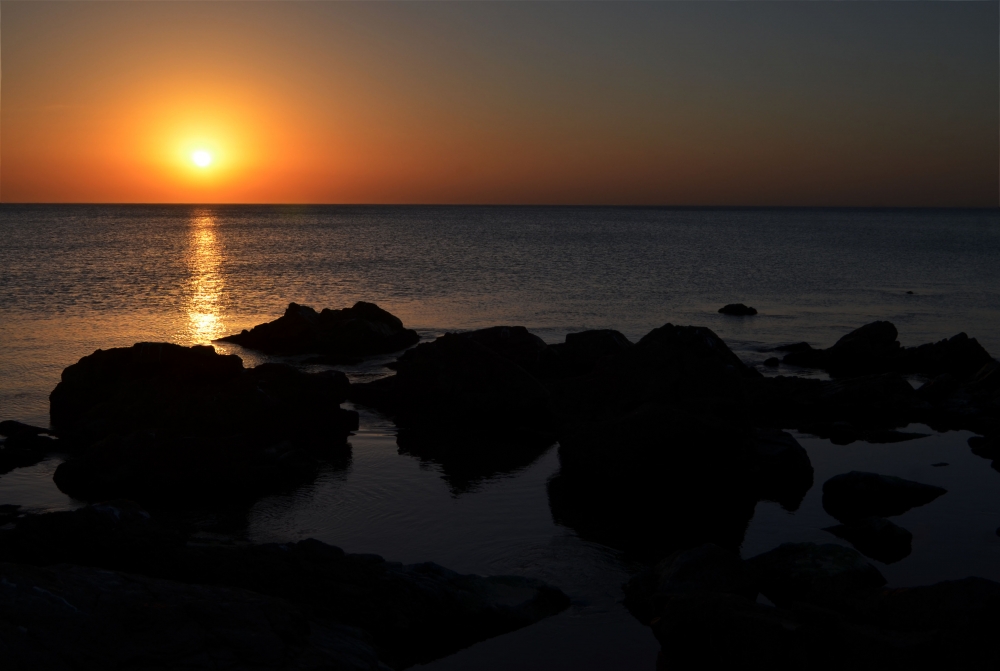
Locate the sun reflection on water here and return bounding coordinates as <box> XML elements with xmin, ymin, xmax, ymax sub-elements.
<box><xmin>186</xmin><ymin>211</ymin><xmax>226</xmax><ymax>344</ymax></box>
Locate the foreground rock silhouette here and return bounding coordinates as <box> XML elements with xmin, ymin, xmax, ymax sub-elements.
<box><xmin>48</xmin><ymin>342</ymin><xmax>358</xmax><ymax>503</ymax></box>
<box><xmin>625</xmin><ymin>543</ymin><xmax>1000</xmax><ymax>669</ymax></box>
<box><xmin>0</xmin><ymin>502</ymin><xmax>570</xmax><ymax>670</ymax></box>
<box><xmin>218</xmin><ymin>301</ymin><xmax>420</xmax><ymax>361</ymax></box>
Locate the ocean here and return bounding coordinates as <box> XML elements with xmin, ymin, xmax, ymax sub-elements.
<box><xmin>2</xmin><ymin>204</ymin><xmax>999</xmax><ymax>669</ymax></box>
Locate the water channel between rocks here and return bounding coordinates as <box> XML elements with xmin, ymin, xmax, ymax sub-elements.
<box><xmin>3</xmin><ymin>402</ymin><xmax>998</xmax><ymax>670</ymax></box>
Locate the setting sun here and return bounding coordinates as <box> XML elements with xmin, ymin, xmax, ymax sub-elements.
<box><xmin>192</xmin><ymin>151</ymin><xmax>213</xmax><ymax>168</ymax></box>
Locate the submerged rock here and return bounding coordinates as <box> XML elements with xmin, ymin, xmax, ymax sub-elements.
<box><xmin>48</xmin><ymin>343</ymin><xmax>358</xmax><ymax>503</ymax></box>
<box><xmin>824</xmin><ymin>517</ymin><xmax>913</xmax><ymax>564</ymax></box>
<box><xmin>718</xmin><ymin>303</ymin><xmax>758</xmax><ymax>316</ymax></box>
<box><xmin>218</xmin><ymin>301</ymin><xmax>420</xmax><ymax>360</ymax></box>
<box><xmin>822</xmin><ymin>471</ymin><xmax>947</xmax><ymax>522</ymax></box>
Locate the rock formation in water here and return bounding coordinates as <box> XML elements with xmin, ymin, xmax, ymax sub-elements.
<box><xmin>218</xmin><ymin>301</ymin><xmax>420</xmax><ymax>362</ymax></box>
<box><xmin>0</xmin><ymin>421</ymin><xmax>58</xmax><ymax>475</ymax></box>
<box><xmin>48</xmin><ymin>342</ymin><xmax>358</xmax><ymax>503</ymax></box>
<box><xmin>624</xmin><ymin>542</ymin><xmax>1000</xmax><ymax>669</ymax></box>
<box><xmin>718</xmin><ymin>303</ymin><xmax>758</xmax><ymax>316</ymax></box>
<box><xmin>782</xmin><ymin>320</ymin><xmax>992</xmax><ymax>378</ymax></box>
<box><xmin>821</xmin><ymin>471</ymin><xmax>947</xmax><ymax>522</ymax></box>
<box><xmin>0</xmin><ymin>501</ymin><xmax>570</xmax><ymax>670</ymax></box>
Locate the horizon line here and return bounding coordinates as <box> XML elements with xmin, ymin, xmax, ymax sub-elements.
<box><xmin>1</xmin><ymin>202</ymin><xmax>998</xmax><ymax>212</ymax></box>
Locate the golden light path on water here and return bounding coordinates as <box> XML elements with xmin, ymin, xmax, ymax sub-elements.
<box><xmin>185</xmin><ymin>211</ymin><xmax>227</xmax><ymax>345</ymax></box>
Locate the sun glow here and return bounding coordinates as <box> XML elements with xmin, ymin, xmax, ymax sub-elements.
<box><xmin>192</xmin><ymin>150</ymin><xmax>213</xmax><ymax>168</ymax></box>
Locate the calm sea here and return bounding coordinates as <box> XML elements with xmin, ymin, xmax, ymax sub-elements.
<box><xmin>2</xmin><ymin>204</ymin><xmax>999</xmax><ymax>669</ymax></box>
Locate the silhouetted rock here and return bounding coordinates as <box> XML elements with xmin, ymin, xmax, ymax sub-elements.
<box><xmin>549</xmin><ymin>323</ymin><xmax>762</xmax><ymax>429</ymax></box>
<box><xmin>781</xmin><ymin>321</ymin><xmax>993</xmax><ymax>381</ymax></box>
<box><xmin>746</xmin><ymin>542</ymin><xmax>886</xmax><ymax>610</ymax></box>
<box><xmin>629</xmin><ymin>544</ymin><xmax>1000</xmax><ymax>669</ymax></box>
<box><xmin>824</xmin><ymin>517</ymin><xmax>913</xmax><ymax>564</ymax></box>
<box><xmin>969</xmin><ymin>435</ymin><xmax>1000</xmax><ymax>460</ymax></box>
<box><xmin>461</xmin><ymin>325</ymin><xmax>549</xmax><ymax>374</ymax></box>
<box><xmin>350</xmin><ymin>331</ymin><xmax>552</xmax><ymax>437</ymax></box>
<box><xmin>48</xmin><ymin>343</ymin><xmax>358</xmax><ymax>503</ymax></box>
<box><xmin>548</xmin><ymin>404</ymin><xmax>759</xmax><ymax>558</ymax></box>
<box><xmin>822</xmin><ymin>471</ymin><xmax>947</xmax><ymax>522</ymax></box>
<box><xmin>539</xmin><ymin>329</ymin><xmax>633</xmax><ymax>378</ymax></box>
<box><xmin>895</xmin><ymin>333</ymin><xmax>993</xmax><ymax>378</ymax></box>
<box><xmin>623</xmin><ymin>544</ymin><xmax>755</xmax><ymax>625</ymax></box>
<box><xmin>218</xmin><ymin>301</ymin><xmax>420</xmax><ymax>361</ymax></box>
<box><xmin>748</xmin><ymin>429</ymin><xmax>813</xmax><ymax>511</ymax></box>
<box><xmin>763</xmin><ymin>357</ymin><xmax>780</xmax><ymax>367</ymax></box>
<box><xmin>0</xmin><ymin>504</ymin><xmax>570</xmax><ymax>670</ymax></box>
<box><xmin>718</xmin><ymin>303</ymin><xmax>758</xmax><ymax>316</ymax></box>
<box><xmin>0</xmin><ymin>561</ymin><xmax>386</xmax><ymax>671</ymax></box>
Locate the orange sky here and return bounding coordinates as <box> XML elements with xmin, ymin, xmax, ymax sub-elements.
<box><xmin>1</xmin><ymin>2</ymin><xmax>997</xmax><ymax>206</ymax></box>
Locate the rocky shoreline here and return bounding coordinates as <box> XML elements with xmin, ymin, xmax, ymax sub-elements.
<box><xmin>1</xmin><ymin>301</ymin><xmax>998</xmax><ymax>668</ymax></box>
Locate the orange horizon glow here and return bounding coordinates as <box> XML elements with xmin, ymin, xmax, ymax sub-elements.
<box><xmin>1</xmin><ymin>2</ymin><xmax>996</xmax><ymax>207</ymax></box>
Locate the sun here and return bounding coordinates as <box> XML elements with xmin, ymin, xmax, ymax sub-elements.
<box><xmin>192</xmin><ymin>150</ymin><xmax>212</xmax><ymax>168</ymax></box>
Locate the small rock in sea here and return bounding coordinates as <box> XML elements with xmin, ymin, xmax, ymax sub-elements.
<box><xmin>996</xmin><ymin>527</ymin><xmax>1000</xmax><ymax>537</ymax></box>
<box><xmin>824</xmin><ymin>517</ymin><xmax>913</xmax><ymax>564</ymax></box>
<box><xmin>931</xmin><ymin>462</ymin><xmax>949</xmax><ymax>467</ymax></box>
<box><xmin>763</xmin><ymin>357</ymin><xmax>780</xmax><ymax>367</ymax></box>
<box><xmin>906</xmin><ymin>291</ymin><xmax>914</xmax><ymax>294</ymax></box>
<box><xmin>822</xmin><ymin>471</ymin><xmax>947</xmax><ymax>522</ymax></box>
<box><xmin>718</xmin><ymin>303</ymin><xmax>758</xmax><ymax>316</ymax></box>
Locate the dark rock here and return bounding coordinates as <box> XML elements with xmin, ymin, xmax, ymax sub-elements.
<box><xmin>763</xmin><ymin>357</ymin><xmax>780</xmax><ymax>367</ymax></box>
<box><xmin>781</xmin><ymin>321</ymin><xmax>993</xmax><ymax>381</ymax></box>
<box><xmin>48</xmin><ymin>343</ymin><xmax>358</xmax><ymax>503</ymax></box>
<box><xmin>540</xmin><ymin>329</ymin><xmax>632</xmax><ymax>378</ymax></box>
<box><xmin>822</xmin><ymin>471</ymin><xmax>947</xmax><ymax>522</ymax></box>
<box><xmin>548</xmin><ymin>404</ymin><xmax>763</xmax><ymax>558</ymax></box>
<box><xmin>916</xmin><ymin>373</ymin><xmax>961</xmax><ymax>401</ymax></box>
<box><xmin>872</xmin><ymin>577</ymin><xmax>1000</xmax><ymax>634</ymax></box>
<box><xmin>718</xmin><ymin>303</ymin><xmax>758</xmax><ymax>316</ymax></box>
<box><xmin>863</xmin><ymin>430</ymin><xmax>931</xmax><ymax>444</ymax></box>
<box><xmin>772</xmin><ymin>342</ymin><xmax>813</xmax><ymax>353</ymax></box>
<box><xmin>350</xmin><ymin>331</ymin><xmax>552</xmax><ymax>436</ymax></box>
<box><xmin>896</xmin><ymin>333</ymin><xmax>993</xmax><ymax>379</ymax></box>
<box><xmin>824</xmin><ymin>517</ymin><xmax>913</xmax><ymax>564</ymax></box>
<box><xmin>623</xmin><ymin>544</ymin><xmax>755</xmax><ymax>625</ymax></box>
<box><xmin>748</xmin><ymin>429</ymin><xmax>813</xmax><ymax>511</ymax></box>
<box><xmin>461</xmin><ymin>326</ymin><xmax>549</xmax><ymax>374</ymax></box>
<box><xmin>218</xmin><ymin>301</ymin><xmax>420</xmax><ymax>360</ymax></box>
<box><xmin>549</xmin><ymin>323</ymin><xmax>761</xmax><ymax>429</ymax></box>
<box><xmin>0</xmin><ymin>421</ymin><xmax>60</xmax><ymax>474</ymax></box>
<box><xmin>931</xmin><ymin>462</ymin><xmax>948</xmax><ymax>467</ymax></box>
<box><xmin>969</xmin><ymin>435</ymin><xmax>1000</xmax><ymax>460</ymax></box>
<box><xmin>746</xmin><ymin>542</ymin><xmax>886</xmax><ymax>610</ymax></box>
<box><xmin>0</xmin><ymin>506</ymin><xmax>570</xmax><ymax>670</ymax></box>
<box><xmin>0</xmin><ymin>561</ymin><xmax>386</xmax><ymax>671</ymax></box>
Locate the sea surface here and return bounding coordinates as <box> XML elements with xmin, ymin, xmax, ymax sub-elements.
<box><xmin>2</xmin><ymin>204</ymin><xmax>999</xmax><ymax>669</ymax></box>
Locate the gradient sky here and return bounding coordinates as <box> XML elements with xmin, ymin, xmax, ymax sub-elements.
<box><xmin>1</xmin><ymin>1</ymin><xmax>997</xmax><ymax>206</ymax></box>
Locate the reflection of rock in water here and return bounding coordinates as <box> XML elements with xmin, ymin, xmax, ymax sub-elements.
<box><xmin>396</xmin><ymin>428</ymin><xmax>554</xmax><ymax>495</ymax></box>
<box><xmin>546</xmin><ymin>405</ymin><xmax>771</xmax><ymax>560</ymax></box>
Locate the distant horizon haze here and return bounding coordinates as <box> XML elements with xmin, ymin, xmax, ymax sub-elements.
<box><xmin>1</xmin><ymin>1</ymin><xmax>997</xmax><ymax>207</ymax></box>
